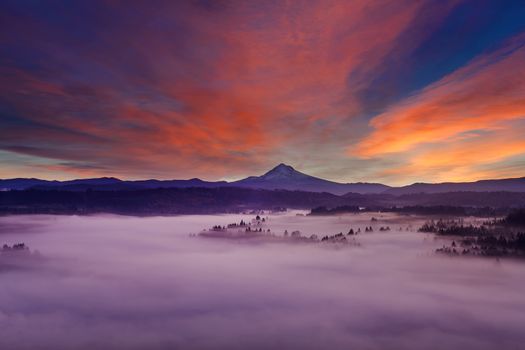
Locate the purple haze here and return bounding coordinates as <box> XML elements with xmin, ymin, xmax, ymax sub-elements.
<box><xmin>0</xmin><ymin>212</ymin><xmax>524</xmax><ymax>349</ymax></box>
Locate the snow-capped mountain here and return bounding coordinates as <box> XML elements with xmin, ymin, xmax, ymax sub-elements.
<box><xmin>231</xmin><ymin>163</ymin><xmax>390</xmax><ymax>194</ymax></box>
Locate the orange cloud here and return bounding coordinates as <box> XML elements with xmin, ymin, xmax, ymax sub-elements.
<box><xmin>351</xmin><ymin>34</ymin><xmax>525</xmax><ymax>184</ymax></box>
<box><xmin>376</xmin><ymin>128</ymin><xmax>525</xmax><ymax>183</ymax></box>
<box><xmin>354</xmin><ymin>34</ymin><xmax>525</xmax><ymax>158</ymax></box>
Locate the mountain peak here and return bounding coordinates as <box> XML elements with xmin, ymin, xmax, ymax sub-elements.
<box><xmin>273</xmin><ymin>163</ymin><xmax>295</xmax><ymax>171</ymax></box>
<box><xmin>261</xmin><ymin>163</ymin><xmax>306</xmax><ymax>180</ymax></box>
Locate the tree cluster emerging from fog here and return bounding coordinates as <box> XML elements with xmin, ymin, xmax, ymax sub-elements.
<box><xmin>419</xmin><ymin>219</ymin><xmax>490</xmax><ymax>236</ymax></box>
<box><xmin>420</xmin><ymin>213</ymin><xmax>525</xmax><ymax>257</ymax></box>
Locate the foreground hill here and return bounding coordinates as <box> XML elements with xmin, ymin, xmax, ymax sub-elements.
<box><xmin>2</xmin><ymin>187</ymin><xmax>525</xmax><ymax>215</ymax></box>
<box><xmin>0</xmin><ymin>187</ymin><xmax>376</xmax><ymax>215</ymax></box>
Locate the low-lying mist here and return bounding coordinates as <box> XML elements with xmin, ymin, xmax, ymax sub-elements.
<box><xmin>0</xmin><ymin>212</ymin><xmax>524</xmax><ymax>350</ymax></box>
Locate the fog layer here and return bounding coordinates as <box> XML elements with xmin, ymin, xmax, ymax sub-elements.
<box><xmin>0</xmin><ymin>212</ymin><xmax>524</xmax><ymax>349</ymax></box>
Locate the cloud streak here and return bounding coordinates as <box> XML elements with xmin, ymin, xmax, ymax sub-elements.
<box><xmin>353</xmin><ymin>34</ymin><xmax>525</xmax><ymax>183</ymax></box>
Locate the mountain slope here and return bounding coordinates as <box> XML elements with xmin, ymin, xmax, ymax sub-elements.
<box><xmin>231</xmin><ymin>163</ymin><xmax>390</xmax><ymax>195</ymax></box>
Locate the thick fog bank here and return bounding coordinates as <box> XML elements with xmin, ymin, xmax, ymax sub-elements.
<box><xmin>0</xmin><ymin>213</ymin><xmax>524</xmax><ymax>350</ymax></box>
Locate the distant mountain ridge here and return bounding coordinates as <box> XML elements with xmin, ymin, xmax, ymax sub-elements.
<box><xmin>1</xmin><ymin>163</ymin><xmax>525</xmax><ymax>195</ymax></box>
<box><xmin>385</xmin><ymin>177</ymin><xmax>525</xmax><ymax>195</ymax></box>
<box><xmin>11</xmin><ymin>178</ymin><xmax>228</xmax><ymax>192</ymax></box>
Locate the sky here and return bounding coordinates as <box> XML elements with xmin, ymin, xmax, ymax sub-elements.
<box><xmin>1</xmin><ymin>0</ymin><xmax>524</xmax><ymax>185</ymax></box>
